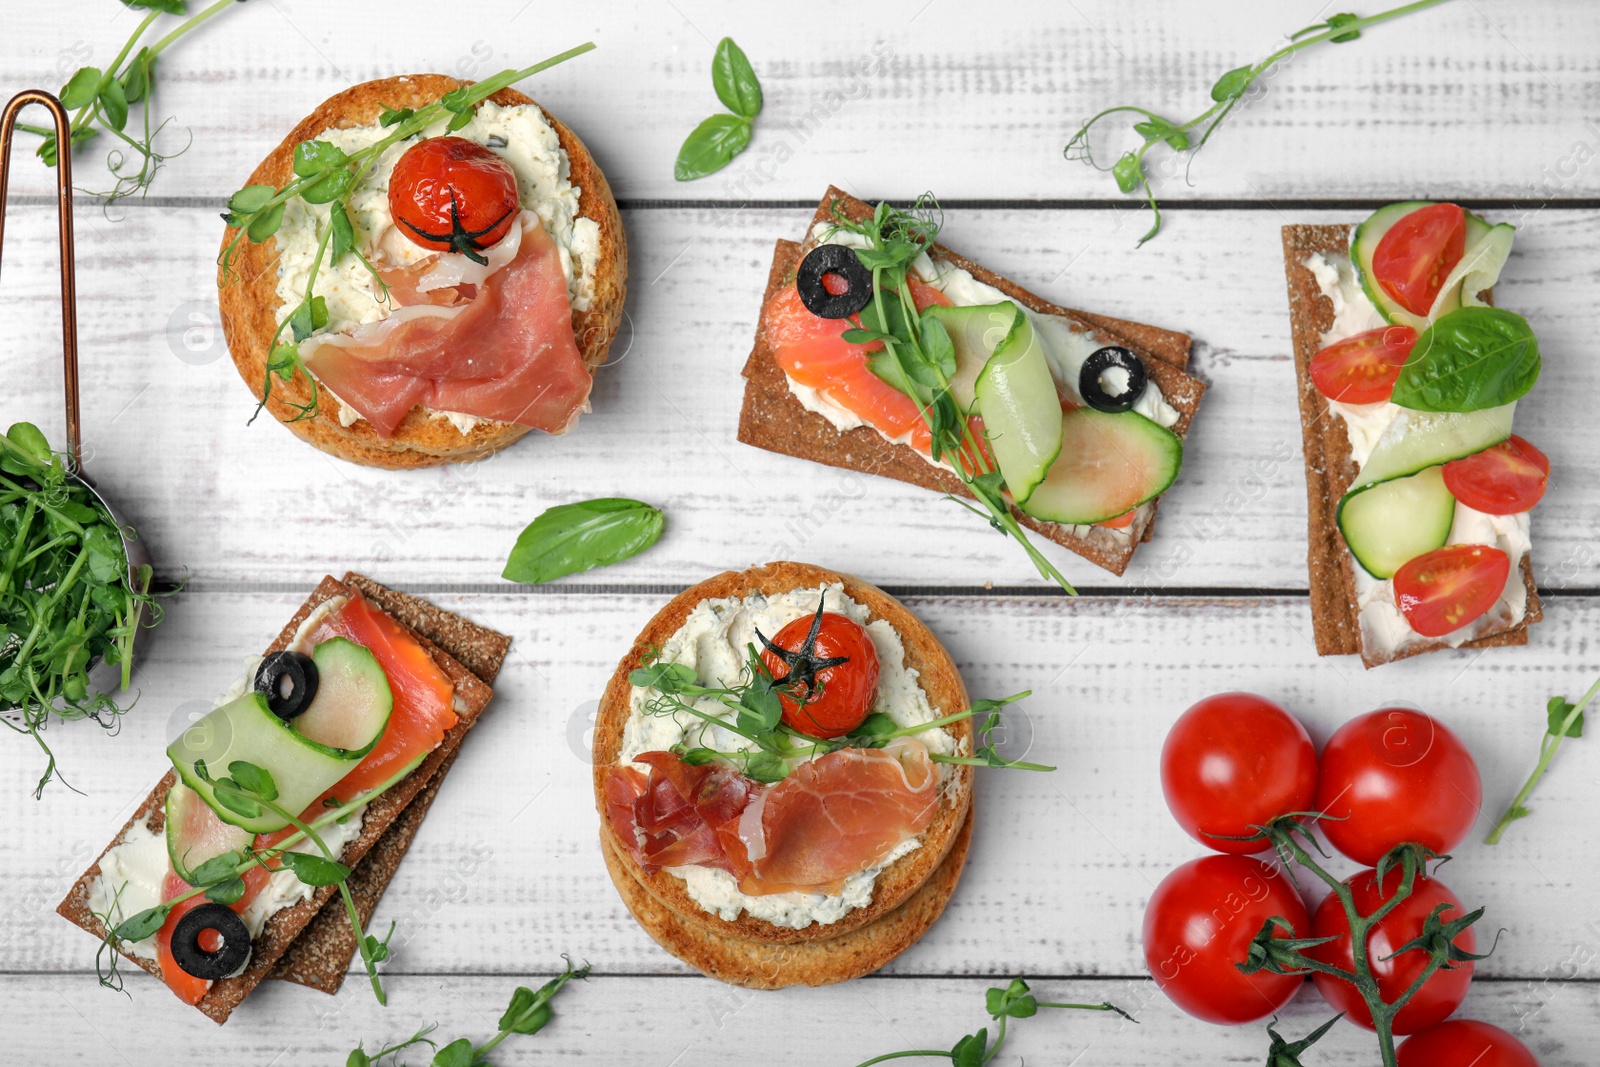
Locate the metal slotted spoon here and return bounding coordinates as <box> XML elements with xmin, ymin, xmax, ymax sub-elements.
<box><xmin>0</xmin><ymin>89</ymin><xmax>154</xmax><ymax>687</ymax></box>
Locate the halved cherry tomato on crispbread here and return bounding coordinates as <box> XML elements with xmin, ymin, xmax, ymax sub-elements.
<box><xmin>1310</xmin><ymin>325</ymin><xmax>1417</xmax><ymax>405</ymax></box>
<box><xmin>1393</xmin><ymin>544</ymin><xmax>1511</xmax><ymax>637</ymax></box>
<box><xmin>1371</xmin><ymin>203</ymin><xmax>1466</xmax><ymax>317</ymax></box>
<box><xmin>1443</xmin><ymin>435</ymin><xmax>1549</xmax><ymax>514</ymax></box>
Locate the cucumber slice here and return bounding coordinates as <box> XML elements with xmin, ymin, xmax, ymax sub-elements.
<box><xmin>168</xmin><ymin>691</ymin><xmax>362</xmax><ymax>834</ymax></box>
<box><xmin>1352</xmin><ymin>202</ymin><xmax>1514</xmax><ymax>331</ymax></box>
<box><xmin>292</xmin><ymin>638</ymin><xmax>393</xmax><ymax>760</ymax></box>
<box><xmin>921</xmin><ymin>302</ymin><xmax>1020</xmax><ymax>412</ymax></box>
<box><xmin>974</xmin><ymin>311</ymin><xmax>1063</xmax><ymax>505</ymax></box>
<box><xmin>1357</xmin><ymin>402</ymin><xmax>1515</xmax><ymax>488</ymax></box>
<box><xmin>166</xmin><ymin>781</ymin><xmax>254</xmax><ymax>883</ymax></box>
<box><xmin>1337</xmin><ymin>466</ymin><xmax>1456</xmax><ymax>579</ymax></box>
<box><xmin>1020</xmin><ymin>407</ymin><xmax>1183</xmax><ymax>525</ymax></box>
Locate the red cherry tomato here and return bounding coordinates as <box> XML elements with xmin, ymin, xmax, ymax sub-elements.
<box><xmin>1443</xmin><ymin>436</ymin><xmax>1550</xmax><ymax>515</ymax></box>
<box><xmin>1313</xmin><ymin>707</ymin><xmax>1482</xmax><ymax>866</ymax></box>
<box><xmin>1393</xmin><ymin>544</ymin><xmax>1512</xmax><ymax>638</ymax></box>
<box><xmin>1372</xmin><ymin>203</ymin><xmax>1467</xmax><ymax>317</ymax></box>
<box><xmin>1399</xmin><ymin>1020</ymin><xmax>1540</xmax><ymax>1067</ymax></box>
<box><xmin>1160</xmin><ymin>693</ymin><xmax>1317</xmax><ymax>854</ymax></box>
<box><xmin>759</xmin><ymin>611</ymin><xmax>879</xmax><ymax>738</ymax></box>
<box><xmin>1310</xmin><ymin>325</ymin><xmax>1417</xmax><ymax>404</ymax></box>
<box><xmin>1142</xmin><ymin>854</ymin><xmax>1309</xmax><ymax>1025</ymax></box>
<box><xmin>1309</xmin><ymin>866</ymin><xmax>1476</xmax><ymax>1035</ymax></box>
<box><xmin>388</xmin><ymin>136</ymin><xmax>520</xmax><ymax>257</ymax></box>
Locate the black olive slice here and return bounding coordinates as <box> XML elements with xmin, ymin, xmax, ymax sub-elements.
<box><xmin>254</xmin><ymin>650</ymin><xmax>319</xmax><ymax>722</ymax></box>
<box><xmin>170</xmin><ymin>902</ymin><xmax>252</xmax><ymax>980</ymax></box>
<box><xmin>1079</xmin><ymin>346</ymin><xmax>1148</xmax><ymax>413</ymax></box>
<box><xmin>797</xmin><ymin>243</ymin><xmax>874</xmax><ymax>319</ymax></box>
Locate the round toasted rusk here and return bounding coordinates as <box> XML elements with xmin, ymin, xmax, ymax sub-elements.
<box><xmin>593</xmin><ymin>561</ymin><xmax>974</xmax><ymax>984</ymax></box>
<box><xmin>218</xmin><ymin>74</ymin><xmax>627</xmax><ymax>469</ymax></box>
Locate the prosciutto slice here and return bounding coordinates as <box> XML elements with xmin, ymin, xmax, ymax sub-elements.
<box><xmin>302</xmin><ymin>213</ymin><xmax>591</xmax><ymax>437</ymax></box>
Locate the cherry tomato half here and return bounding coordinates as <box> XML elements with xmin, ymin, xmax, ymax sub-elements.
<box><xmin>1310</xmin><ymin>325</ymin><xmax>1417</xmax><ymax>405</ymax></box>
<box><xmin>1443</xmin><ymin>436</ymin><xmax>1550</xmax><ymax>515</ymax></box>
<box><xmin>1399</xmin><ymin>1020</ymin><xmax>1540</xmax><ymax>1067</ymax></box>
<box><xmin>759</xmin><ymin>611</ymin><xmax>880</xmax><ymax>738</ymax></box>
<box><xmin>1142</xmin><ymin>854</ymin><xmax>1309</xmax><ymax>1025</ymax></box>
<box><xmin>1372</xmin><ymin>203</ymin><xmax>1467</xmax><ymax>317</ymax></box>
<box><xmin>1393</xmin><ymin>544</ymin><xmax>1512</xmax><ymax>638</ymax></box>
<box><xmin>388</xmin><ymin>136</ymin><xmax>520</xmax><ymax>258</ymax></box>
<box><xmin>1160</xmin><ymin>692</ymin><xmax>1317</xmax><ymax>855</ymax></box>
<box><xmin>1310</xmin><ymin>866</ymin><xmax>1477</xmax><ymax>1035</ymax></box>
<box><xmin>1313</xmin><ymin>707</ymin><xmax>1482</xmax><ymax>866</ymax></box>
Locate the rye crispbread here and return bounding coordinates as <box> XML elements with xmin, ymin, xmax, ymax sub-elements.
<box><xmin>57</xmin><ymin>576</ymin><xmax>505</xmax><ymax>1022</ymax></box>
<box><xmin>1281</xmin><ymin>224</ymin><xmax>1541</xmax><ymax>667</ymax></box>
<box><xmin>593</xmin><ymin>562</ymin><xmax>973</xmax><ymax>985</ymax></box>
<box><xmin>738</xmin><ymin>188</ymin><xmax>1207</xmax><ymax>576</ymax></box>
<box><xmin>219</xmin><ymin>75</ymin><xmax>627</xmax><ymax>470</ymax></box>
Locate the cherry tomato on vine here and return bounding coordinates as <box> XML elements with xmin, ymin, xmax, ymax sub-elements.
<box><xmin>1310</xmin><ymin>325</ymin><xmax>1417</xmax><ymax>405</ymax></box>
<box><xmin>389</xmin><ymin>136</ymin><xmax>520</xmax><ymax>259</ymax></box>
<box><xmin>759</xmin><ymin>611</ymin><xmax>879</xmax><ymax>738</ymax></box>
<box><xmin>1160</xmin><ymin>692</ymin><xmax>1317</xmax><ymax>854</ymax></box>
<box><xmin>1372</xmin><ymin>203</ymin><xmax>1467</xmax><ymax>316</ymax></box>
<box><xmin>1313</xmin><ymin>708</ymin><xmax>1482</xmax><ymax>866</ymax></box>
<box><xmin>1442</xmin><ymin>435</ymin><xmax>1550</xmax><ymax>515</ymax></box>
<box><xmin>1398</xmin><ymin>1020</ymin><xmax>1539</xmax><ymax>1066</ymax></box>
<box><xmin>1142</xmin><ymin>855</ymin><xmax>1308</xmax><ymax>1025</ymax></box>
<box><xmin>1309</xmin><ymin>866</ymin><xmax>1477</xmax><ymax>1035</ymax></box>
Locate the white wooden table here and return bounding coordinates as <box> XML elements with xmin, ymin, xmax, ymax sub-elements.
<box><xmin>3</xmin><ymin>1</ymin><xmax>1598</xmax><ymax>1062</ymax></box>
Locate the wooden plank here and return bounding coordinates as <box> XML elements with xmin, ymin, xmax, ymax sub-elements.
<box><xmin>0</xmin><ymin>205</ymin><xmax>1594</xmax><ymax>591</ymax></box>
<box><xmin>0</xmin><ymin>972</ymin><xmax>1587</xmax><ymax>1062</ymax></box>
<box><xmin>0</xmin><ymin>1</ymin><xmax>1595</xmax><ymax>202</ymax></box>
<box><xmin>6</xmin><ymin>592</ymin><xmax>1598</xmax><ymax>980</ymax></box>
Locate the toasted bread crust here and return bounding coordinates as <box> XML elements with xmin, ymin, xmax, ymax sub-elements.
<box><xmin>1281</xmin><ymin>223</ymin><xmax>1541</xmax><ymax>667</ymax></box>
<box><xmin>593</xmin><ymin>562</ymin><xmax>973</xmax><ymax>961</ymax></box>
<box><xmin>738</xmin><ymin>187</ymin><xmax>1207</xmax><ymax>577</ymax></box>
<box><xmin>218</xmin><ymin>74</ymin><xmax>627</xmax><ymax>469</ymax></box>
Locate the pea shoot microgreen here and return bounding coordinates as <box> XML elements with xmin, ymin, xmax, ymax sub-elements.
<box><xmin>1063</xmin><ymin>0</ymin><xmax>1455</xmax><ymax>244</ymax></box>
<box><xmin>821</xmin><ymin>197</ymin><xmax>1076</xmax><ymax>594</ymax></box>
<box><xmin>345</xmin><ymin>958</ymin><xmax>589</xmax><ymax>1067</ymax></box>
<box><xmin>0</xmin><ymin>423</ymin><xmax>173</xmax><ymax>797</ymax></box>
<box><xmin>1486</xmin><ymin>674</ymin><xmax>1597</xmax><ymax>844</ymax></box>
<box><xmin>95</xmin><ymin>760</ymin><xmax>416</xmax><ymax>1000</ymax></box>
<box><xmin>21</xmin><ymin>0</ymin><xmax>244</xmax><ymax>205</ymax></box>
<box><xmin>674</xmin><ymin>37</ymin><xmax>763</xmax><ymax>181</ymax></box>
<box><xmin>217</xmin><ymin>43</ymin><xmax>596</xmax><ymax>424</ymax></box>
<box><xmin>854</xmin><ymin>979</ymin><xmax>1133</xmax><ymax>1067</ymax></box>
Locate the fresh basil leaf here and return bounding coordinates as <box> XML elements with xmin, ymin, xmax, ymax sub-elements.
<box><xmin>247</xmin><ymin>200</ymin><xmax>286</xmax><ymax>243</ymax></box>
<box><xmin>1391</xmin><ymin>306</ymin><xmax>1541</xmax><ymax>413</ymax></box>
<box><xmin>59</xmin><ymin>67</ymin><xmax>104</xmax><ymax>110</ymax></box>
<box><xmin>228</xmin><ymin>760</ymin><xmax>277</xmax><ymax>801</ymax></box>
<box><xmin>1548</xmin><ymin>695</ymin><xmax>1585</xmax><ymax>738</ymax></box>
<box><xmin>1112</xmin><ymin>151</ymin><xmax>1144</xmax><ymax>194</ymax></box>
<box><xmin>122</xmin><ymin>0</ymin><xmax>187</xmax><ymax>12</ymax></box>
<box><xmin>280</xmin><ymin>850</ymin><xmax>351</xmax><ymax>887</ymax></box>
<box><xmin>711</xmin><ymin>37</ymin><xmax>762</xmax><ymax>120</ymax></box>
<box><xmin>329</xmin><ymin>202</ymin><xmax>356</xmax><ymax>261</ymax></box>
<box><xmin>1210</xmin><ymin>64</ymin><xmax>1254</xmax><ymax>101</ymax></box>
<box><xmin>673</xmin><ymin>113</ymin><xmax>752</xmax><ymax>182</ymax></box>
<box><xmin>205</xmin><ymin>876</ymin><xmax>246</xmax><ymax>905</ymax></box>
<box><xmin>502</xmin><ymin>498</ymin><xmax>665</xmax><ymax>585</ymax></box>
<box><xmin>113</xmin><ymin>905</ymin><xmax>168</xmax><ymax>942</ymax></box>
<box><xmin>98</xmin><ymin>76</ymin><xmax>129</xmax><ymax>132</ymax></box>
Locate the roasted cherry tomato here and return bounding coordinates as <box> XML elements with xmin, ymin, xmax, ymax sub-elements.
<box><xmin>1443</xmin><ymin>436</ymin><xmax>1550</xmax><ymax>515</ymax></box>
<box><xmin>759</xmin><ymin>609</ymin><xmax>879</xmax><ymax>738</ymax></box>
<box><xmin>388</xmin><ymin>136</ymin><xmax>519</xmax><ymax>261</ymax></box>
<box><xmin>1142</xmin><ymin>854</ymin><xmax>1309</xmax><ymax>1025</ymax></box>
<box><xmin>1310</xmin><ymin>325</ymin><xmax>1417</xmax><ymax>404</ymax></box>
<box><xmin>1373</xmin><ymin>203</ymin><xmax>1467</xmax><ymax>317</ymax></box>
<box><xmin>1310</xmin><ymin>866</ymin><xmax>1477</xmax><ymax>1034</ymax></box>
<box><xmin>1313</xmin><ymin>707</ymin><xmax>1481</xmax><ymax>866</ymax></box>
<box><xmin>1160</xmin><ymin>692</ymin><xmax>1317</xmax><ymax>855</ymax></box>
<box><xmin>1399</xmin><ymin>1020</ymin><xmax>1540</xmax><ymax>1067</ymax></box>
<box><xmin>1393</xmin><ymin>544</ymin><xmax>1512</xmax><ymax>638</ymax></box>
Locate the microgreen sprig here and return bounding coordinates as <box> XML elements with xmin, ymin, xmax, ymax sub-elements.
<box><xmin>347</xmin><ymin>958</ymin><xmax>589</xmax><ymax>1067</ymax></box>
<box><xmin>1487</xmin><ymin>674</ymin><xmax>1596</xmax><ymax>844</ymax></box>
<box><xmin>853</xmin><ymin>978</ymin><xmax>1132</xmax><ymax>1067</ymax></box>
<box><xmin>217</xmin><ymin>42</ymin><xmax>597</xmax><ymax>424</ymax></box>
<box><xmin>824</xmin><ymin>197</ymin><xmax>1076</xmax><ymax>594</ymax></box>
<box><xmin>1063</xmin><ymin>0</ymin><xmax>1455</xmax><ymax>244</ymax></box>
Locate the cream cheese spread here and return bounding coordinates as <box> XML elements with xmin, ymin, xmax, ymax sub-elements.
<box><xmin>619</xmin><ymin>583</ymin><xmax>960</xmax><ymax>929</ymax></box>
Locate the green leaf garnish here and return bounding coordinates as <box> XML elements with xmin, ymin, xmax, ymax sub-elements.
<box><xmin>502</xmin><ymin>499</ymin><xmax>665</xmax><ymax>585</ymax></box>
<box><xmin>1488</xmin><ymin>675</ymin><xmax>1598</xmax><ymax>844</ymax></box>
<box><xmin>674</xmin><ymin>37</ymin><xmax>763</xmax><ymax>181</ymax></box>
<box><xmin>711</xmin><ymin>37</ymin><xmax>763</xmax><ymax>120</ymax></box>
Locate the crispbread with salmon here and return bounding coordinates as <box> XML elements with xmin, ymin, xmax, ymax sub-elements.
<box><xmin>1281</xmin><ymin>224</ymin><xmax>1541</xmax><ymax>667</ymax></box>
<box><xmin>57</xmin><ymin>575</ymin><xmax>505</xmax><ymax>1022</ymax></box>
<box><xmin>593</xmin><ymin>561</ymin><xmax>973</xmax><ymax>983</ymax></box>
<box><xmin>738</xmin><ymin>187</ymin><xmax>1206</xmax><ymax>576</ymax></box>
<box><xmin>219</xmin><ymin>74</ymin><xmax>627</xmax><ymax>470</ymax></box>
